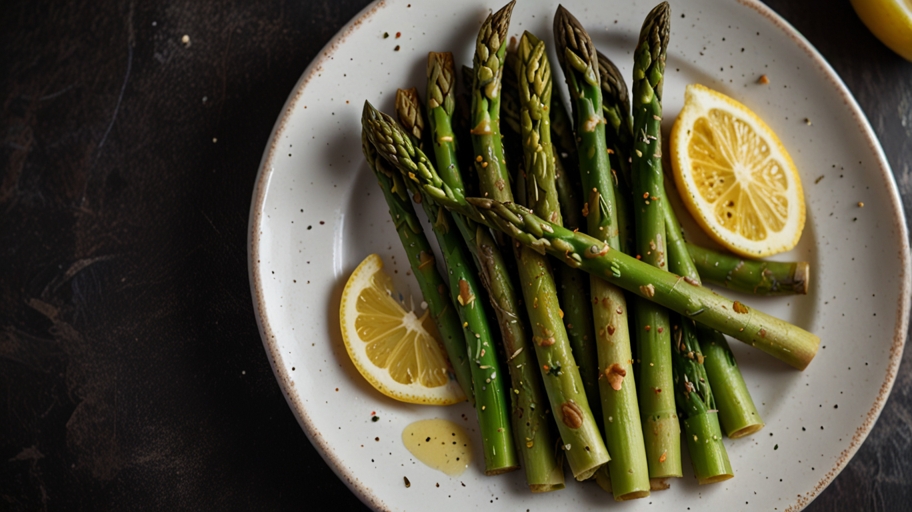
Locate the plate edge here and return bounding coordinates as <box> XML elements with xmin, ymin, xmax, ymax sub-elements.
<box><xmin>737</xmin><ymin>1</ymin><xmax>912</xmax><ymax>511</ymax></box>
<box><xmin>247</xmin><ymin>1</ymin><xmax>392</xmax><ymax>511</ymax></box>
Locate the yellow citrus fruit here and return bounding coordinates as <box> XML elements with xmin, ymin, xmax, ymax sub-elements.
<box><xmin>850</xmin><ymin>0</ymin><xmax>912</xmax><ymax>62</ymax></box>
<box><xmin>339</xmin><ymin>253</ymin><xmax>465</xmax><ymax>405</ymax></box>
<box><xmin>670</xmin><ymin>84</ymin><xmax>806</xmax><ymax>257</ymax></box>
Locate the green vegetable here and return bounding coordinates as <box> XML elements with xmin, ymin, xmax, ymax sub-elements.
<box><xmin>554</xmin><ymin>5</ymin><xmax>651</xmax><ymax>498</ymax></box>
<box><xmin>425</xmin><ymin>53</ymin><xmax>563</xmax><ymax>491</ymax></box>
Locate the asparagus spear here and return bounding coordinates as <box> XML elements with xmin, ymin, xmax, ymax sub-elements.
<box><xmin>425</xmin><ymin>53</ymin><xmax>564</xmax><ymax>491</ymax></box>
<box><xmin>466</xmin><ymin>198</ymin><xmax>820</xmax><ymax>370</ymax></box>
<box><xmin>661</xmin><ymin>197</ymin><xmax>734</xmax><ymax>482</ymax></box>
<box><xmin>379</xmin><ymin>93</ymin><xmax>518</xmax><ymax>476</ymax></box>
<box><xmin>361</xmin><ymin>100</ymin><xmax>820</xmax><ymax>368</ymax></box>
<box><xmin>627</xmin><ymin>2</ymin><xmax>683</xmax><ymax>482</ymax></box>
<box><xmin>596</xmin><ymin>50</ymin><xmax>636</xmax><ymax>255</ymax></box>
<box><xmin>549</xmin><ymin>88</ymin><xmax>602</xmax><ymax>401</ymax></box>
<box><xmin>470</xmin><ymin>1</ymin><xmax>515</xmax><ymax>204</ymax></box>
<box><xmin>554</xmin><ymin>6</ymin><xmax>651</xmax><ymax>498</ymax></box>
<box><xmin>670</xmin><ymin>314</ymin><xmax>734</xmax><ymax>484</ymax></box>
<box><xmin>361</xmin><ymin>131</ymin><xmax>473</xmax><ymax>401</ymax></box>
<box><xmin>664</xmin><ymin>201</ymin><xmax>764</xmax><ymax>438</ymax></box>
<box><xmin>501</xmin><ymin>47</ymin><xmax>602</xmax><ymax>423</ymax></box>
<box><xmin>469</xmin><ymin>5</ymin><xmax>609</xmax><ymax>480</ymax></box>
<box><xmin>687</xmin><ymin>244</ymin><xmax>810</xmax><ymax>296</ymax></box>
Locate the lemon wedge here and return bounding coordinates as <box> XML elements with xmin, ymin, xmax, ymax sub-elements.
<box><xmin>669</xmin><ymin>84</ymin><xmax>806</xmax><ymax>257</ymax></box>
<box><xmin>851</xmin><ymin>0</ymin><xmax>912</xmax><ymax>62</ymax></box>
<box><xmin>339</xmin><ymin>253</ymin><xmax>466</xmax><ymax>405</ymax></box>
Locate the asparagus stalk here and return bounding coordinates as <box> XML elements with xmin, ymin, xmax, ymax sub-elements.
<box><xmin>382</xmin><ymin>92</ymin><xmax>518</xmax><ymax>476</ymax></box>
<box><xmin>552</xmin><ymin>154</ymin><xmax>602</xmax><ymax>426</ymax></box>
<box><xmin>502</xmin><ymin>46</ymin><xmax>602</xmax><ymax>423</ymax></box>
<box><xmin>467</xmin><ymin>198</ymin><xmax>820</xmax><ymax>370</ymax></box>
<box><xmin>596</xmin><ymin>50</ymin><xmax>635</xmax><ymax>255</ymax></box>
<box><xmin>670</xmin><ymin>314</ymin><xmax>734</xmax><ymax>484</ymax></box>
<box><xmin>361</xmin><ymin>100</ymin><xmax>820</xmax><ymax>369</ymax></box>
<box><xmin>470</xmin><ymin>6</ymin><xmax>609</xmax><ymax>480</ymax></box>
<box><xmin>470</xmin><ymin>1</ymin><xmax>515</xmax><ymax>204</ymax></box>
<box><xmin>425</xmin><ymin>53</ymin><xmax>564</xmax><ymax>491</ymax></box>
<box><xmin>687</xmin><ymin>244</ymin><xmax>810</xmax><ymax>296</ymax></box>
<box><xmin>550</xmin><ymin>90</ymin><xmax>601</xmax><ymax>397</ymax></box>
<box><xmin>554</xmin><ymin>6</ymin><xmax>651</xmax><ymax>498</ymax></box>
<box><xmin>664</xmin><ymin>201</ymin><xmax>764</xmax><ymax>438</ymax></box>
<box><xmin>626</xmin><ymin>2</ymin><xmax>684</xmax><ymax>481</ymax></box>
<box><xmin>361</xmin><ymin>131</ymin><xmax>473</xmax><ymax>401</ymax></box>
<box><xmin>662</xmin><ymin>197</ymin><xmax>734</xmax><ymax>482</ymax></box>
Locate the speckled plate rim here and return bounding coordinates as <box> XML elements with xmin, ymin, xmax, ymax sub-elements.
<box><xmin>247</xmin><ymin>1</ymin><xmax>911</xmax><ymax>511</ymax></box>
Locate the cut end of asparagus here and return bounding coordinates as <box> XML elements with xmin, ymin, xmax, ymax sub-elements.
<box><xmin>649</xmin><ymin>478</ymin><xmax>670</xmax><ymax>491</ymax></box>
<box><xmin>729</xmin><ymin>422</ymin><xmax>765</xmax><ymax>439</ymax></box>
<box><xmin>485</xmin><ymin>465</ymin><xmax>520</xmax><ymax>476</ymax></box>
<box><xmin>698</xmin><ymin>473</ymin><xmax>734</xmax><ymax>485</ymax></box>
<box><xmin>793</xmin><ymin>261</ymin><xmax>810</xmax><ymax>295</ymax></box>
<box><xmin>573</xmin><ymin>463</ymin><xmax>607</xmax><ymax>482</ymax></box>
<box><xmin>529</xmin><ymin>483</ymin><xmax>566</xmax><ymax>493</ymax></box>
<box><xmin>616</xmin><ymin>490</ymin><xmax>651</xmax><ymax>502</ymax></box>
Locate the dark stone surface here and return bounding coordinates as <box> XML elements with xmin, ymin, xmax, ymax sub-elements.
<box><xmin>1</xmin><ymin>0</ymin><xmax>908</xmax><ymax>510</ymax></box>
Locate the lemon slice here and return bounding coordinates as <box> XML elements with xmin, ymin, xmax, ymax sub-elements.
<box><xmin>340</xmin><ymin>253</ymin><xmax>465</xmax><ymax>405</ymax></box>
<box><xmin>851</xmin><ymin>0</ymin><xmax>912</xmax><ymax>62</ymax></box>
<box><xmin>669</xmin><ymin>84</ymin><xmax>806</xmax><ymax>257</ymax></box>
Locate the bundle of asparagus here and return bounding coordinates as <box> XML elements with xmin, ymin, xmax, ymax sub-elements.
<box><xmin>357</xmin><ymin>0</ymin><xmax>817</xmax><ymax>499</ymax></box>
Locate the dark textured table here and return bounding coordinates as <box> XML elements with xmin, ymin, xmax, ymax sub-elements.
<box><xmin>2</xmin><ymin>0</ymin><xmax>910</xmax><ymax>510</ymax></box>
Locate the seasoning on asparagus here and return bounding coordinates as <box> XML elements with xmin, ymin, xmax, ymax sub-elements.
<box><xmin>627</xmin><ymin>1</ymin><xmax>683</xmax><ymax>482</ymax></box>
<box><xmin>687</xmin><ymin>244</ymin><xmax>810</xmax><ymax>296</ymax></box>
<box><xmin>549</xmin><ymin>82</ymin><xmax>602</xmax><ymax>408</ymax></box>
<box><xmin>425</xmin><ymin>53</ymin><xmax>564</xmax><ymax>491</ymax></box>
<box><xmin>596</xmin><ymin>50</ymin><xmax>635</xmax><ymax>254</ymax></box>
<box><xmin>663</xmin><ymin>195</ymin><xmax>734</xmax><ymax>482</ymax></box>
<box><xmin>664</xmin><ymin>199</ymin><xmax>764</xmax><ymax>438</ymax></box>
<box><xmin>465</xmin><ymin>198</ymin><xmax>820</xmax><ymax>370</ymax></box>
<box><xmin>367</xmin><ymin>100</ymin><xmax>518</xmax><ymax>476</ymax></box>
<box><xmin>670</xmin><ymin>314</ymin><xmax>734</xmax><ymax>484</ymax></box>
<box><xmin>469</xmin><ymin>4</ymin><xmax>609</xmax><ymax>480</ymax></box>
<box><xmin>360</xmin><ymin>131</ymin><xmax>473</xmax><ymax>401</ymax></box>
<box><xmin>554</xmin><ymin>5</ymin><xmax>650</xmax><ymax>498</ymax></box>
<box><xmin>362</xmin><ymin>99</ymin><xmax>820</xmax><ymax>372</ymax></box>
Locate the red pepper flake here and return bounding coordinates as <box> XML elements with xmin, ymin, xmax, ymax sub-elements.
<box><xmin>395</xmin><ymin>32</ymin><xmax>402</xmax><ymax>38</ymax></box>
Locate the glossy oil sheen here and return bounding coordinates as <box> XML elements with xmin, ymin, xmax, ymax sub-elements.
<box><xmin>401</xmin><ymin>419</ymin><xmax>472</xmax><ymax>476</ymax></box>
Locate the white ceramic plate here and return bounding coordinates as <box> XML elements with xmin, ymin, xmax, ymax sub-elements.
<box><xmin>248</xmin><ymin>1</ymin><xmax>910</xmax><ymax>510</ymax></box>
